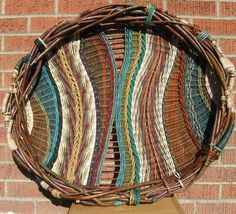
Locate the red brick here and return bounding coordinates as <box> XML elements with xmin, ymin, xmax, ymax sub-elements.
<box><xmin>219</xmin><ymin>39</ymin><xmax>236</xmax><ymax>55</ymax></box>
<box><xmin>0</xmin><ymin>72</ymin><xmax>3</xmax><ymax>86</ymax></box>
<box><xmin>0</xmin><ymin>113</ymin><xmax>4</xmax><ymax>125</ymax></box>
<box><xmin>0</xmin><ymin>163</ymin><xmax>26</xmax><ymax>180</ymax></box>
<box><xmin>0</xmin><ymin>72</ymin><xmax>13</xmax><ymax>88</ymax></box>
<box><xmin>0</xmin><ymin>18</ymin><xmax>27</xmax><ymax>33</ymax></box>
<box><xmin>177</xmin><ymin>184</ymin><xmax>219</xmax><ymax>199</ymax></box>
<box><xmin>222</xmin><ymin>149</ymin><xmax>236</xmax><ymax>164</ymax></box>
<box><xmin>5</xmin><ymin>36</ymin><xmax>37</xmax><ymax>51</ymax></box>
<box><xmin>234</xmin><ymin>95</ymin><xmax>236</xmax><ymax>110</ymax></box>
<box><xmin>0</xmin><ymin>145</ymin><xmax>13</xmax><ymax>161</ymax></box>
<box><xmin>228</xmin><ymin>57</ymin><xmax>236</xmax><ymax>67</ymax></box>
<box><xmin>197</xmin><ymin>203</ymin><xmax>236</xmax><ymax>214</ymax></box>
<box><xmin>0</xmin><ymin>89</ymin><xmax>7</xmax><ymax>105</ymax></box>
<box><xmin>180</xmin><ymin>203</ymin><xmax>194</xmax><ymax>214</ymax></box>
<box><xmin>193</xmin><ymin>19</ymin><xmax>236</xmax><ymax>35</ymax></box>
<box><xmin>36</xmin><ymin>201</ymin><xmax>68</xmax><ymax>214</ymax></box>
<box><xmin>0</xmin><ymin>89</ymin><xmax>8</xmax><ymax>108</ymax></box>
<box><xmin>0</xmin><ymin>126</ymin><xmax>7</xmax><ymax>143</ymax></box>
<box><xmin>6</xmin><ymin>146</ymin><xmax>13</xmax><ymax>161</ymax></box>
<box><xmin>30</xmin><ymin>17</ymin><xmax>66</xmax><ymax>33</ymax></box>
<box><xmin>7</xmin><ymin>181</ymin><xmax>43</xmax><ymax>197</ymax></box>
<box><xmin>220</xmin><ymin>2</ymin><xmax>236</xmax><ymax>17</ymax></box>
<box><xmin>6</xmin><ymin>0</ymin><xmax>54</xmax><ymax>15</ymax></box>
<box><xmin>222</xmin><ymin>184</ymin><xmax>236</xmax><ymax>199</ymax></box>
<box><xmin>0</xmin><ymin>201</ymin><xmax>34</xmax><ymax>214</ymax></box>
<box><xmin>0</xmin><ymin>54</ymin><xmax>24</xmax><ymax>70</ymax></box>
<box><xmin>0</xmin><ymin>37</ymin><xmax>2</xmax><ymax>50</ymax></box>
<box><xmin>198</xmin><ymin>167</ymin><xmax>236</xmax><ymax>182</ymax></box>
<box><xmin>2</xmin><ymin>72</ymin><xmax>13</xmax><ymax>87</ymax></box>
<box><xmin>59</xmin><ymin>0</ymin><xmax>110</xmax><ymax>14</ymax></box>
<box><xmin>210</xmin><ymin>158</ymin><xmax>220</xmax><ymax>166</ymax></box>
<box><xmin>0</xmin><ymin>182</ymin><xmax>4</xmax><ymax>196</ymax></box>
<box><xmin>168</xmin><ymin>1</ymin><xmax>216</xmax><ymax>16</ymax></box>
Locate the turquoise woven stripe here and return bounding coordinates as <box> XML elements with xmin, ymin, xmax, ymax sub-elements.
<box><xmin>14</xmin><ymin>55</ymin><xmax>31</xmax><ymax>71</ymax></box>
<box><xmin>95</xmin><ymin>32</ymin><xmax>119</xmax><ymax>185</ymax></box>
<box><xmin>145</xmin><ymin>4</ymin><xmax>155</xmax><ymax>26</ymax></box>
<box><xmin>114</xmin><ymin>201</ymin><xmax>125</xmax><ymax>206</ymax></box>
<box><xmin>127</xmin><ymin>32</ymin><xmax>146</xmax><ymax>186</ymax></box>
<box><xmin>184</xmin><ymin>56</ymin><xmax>204</xmax><ymax>141</ymax></box>
<box><xmin>35</xmin><ymin>65</ymin><xmax>62</xmax><ymax>166</ymax></box>
<box><xmin>184</xmin><ymin>56</ymin><xmax>212</xmax><ymax>144</ymax></box>
<box><xmin>115</xmin><ymin>28</ymin><xmax>133</xmax><ymax>186</ymax></box>
<box><xmin>133</xmin><ymin>189</ymin><xmax>141</xmax><ymax>205</ymax></box>
<box><xmin>215</xmin><ymin>117</ymin><xmax>234</xmax><ymax>151</ymax></box>
<box><xmin>196</xmin><ymin>31</ymin><xmax>210</xmax><ymax>43</ymax></box>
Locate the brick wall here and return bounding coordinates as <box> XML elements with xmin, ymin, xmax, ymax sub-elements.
<box><xmin>0</xmin><ymin>0</ymin><xmax>235</xmax><ymax>213</ymax></box>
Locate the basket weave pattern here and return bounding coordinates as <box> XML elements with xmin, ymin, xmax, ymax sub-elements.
<box><xmin>2</xmin><ymin>4</ymin><xmax>235</xmax><ymax>206</ymax></box>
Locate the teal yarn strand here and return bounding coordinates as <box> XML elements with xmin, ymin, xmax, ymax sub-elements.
<box><xmin>115</xmin><ymin>28</ymin><xmax>133</xmax><ymax>187</ymax></box>
<box><xmin>215</xmin><ymin>117</ymin><xmax>234</xmax><ymax>151</ymax></box>
<box><xmin>95</xmin><ymin>32</ymin><xmax>119</xmax><ymax>185</ymax></box>
<box><xmin>114</xmin><ymin>201</ymin><xmax>125</xmax><ymax>206</ymax></box>
<box><xmin>133</xmin><ymin>189</ymin><xmax>141</xmax><ymax>205</ymax></box>
<box><xmin>35</xmin><ymin>65</ymin><xmax>62</xmax><ymax>167</ymax></box>
<box><xmin>183</xmin><ymin>55</ymin><xmax>216</xmax><ymax>145</ymax></box>
<box><xmin>145</xmin><ymin>4</ymin><xmax>155</xmax><ymax>26</ymax></box>
<box><xmin>14</xmin><ymin>55</ymin><xmax>32</xmax><ymax>71</ymax></box>
<box><xmin>196</xmin><ymin>31</ymin><xmax>210</xmax><ymax>43</ymax></box>
<box><xmin>125</xmin><ymin>32</ymin><xmax>146</xmax><ymax>204</ymax></box>
<box><xmin>127</xmin><ymin>32</ymin><xmax>146</xmax><ymax>185</ymax></box>
<box><xmin>184</xmin><ymin>56</ymin><xmax>207</xmax><ymax>142</ymax></box>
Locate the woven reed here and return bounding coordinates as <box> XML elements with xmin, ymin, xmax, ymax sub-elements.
<box><xmin>2</xmin><ymin>4</ymin><xmax>236</xmax><ymax>206</ymax></box>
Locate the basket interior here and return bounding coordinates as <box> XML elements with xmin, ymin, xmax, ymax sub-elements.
<box><xmin>24</xmin><ymin>27</ymin><xmax>221</xmax><ymax>188</ymax></box>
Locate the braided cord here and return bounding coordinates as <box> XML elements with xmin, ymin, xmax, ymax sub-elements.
<box><xmin>69</xmin><ymin>40</ymin><xmax>97</xmax><ymax>185</ymax></box>
<box><xmin>132</xmin><ymin>33</ymin><xmax>155</xmax><ymax>182</ymax></box>
<box><xmin>128</xmin><ymin>35</ymin><xmax>146</xmax><ymax>176</ymax></box>
<box><xmin>126</xmin><ymin>31</ymin><xmax>146</xmax><ymax>204</ymax></box>
<box><xmin>121</xmin><ymin>31</ymin><xmax>141</xmax><ymax>185</ymax></box>
<box><xmin>115</xmin><ymin>28</ymin><xmax>132</xmax><ymax>187</ymax></box>
<box><xmin>49</xmin><ymin>59</ymin><xmax>71</xmax><ymax>176</ymax></box>
<box><xmin>58</xmin><ymin>48</ymin><xmax>83</xmax><ymax>183</ymax></box>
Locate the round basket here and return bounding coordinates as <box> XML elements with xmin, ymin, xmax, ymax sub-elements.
<box><xmin>2</xmin><ymin>4</ymin><xmax>235</xmax><ymax>206</ymax></box>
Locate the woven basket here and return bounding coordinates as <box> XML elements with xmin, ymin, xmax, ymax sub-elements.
<box><xmin>2</xmin><ymin>4</ymin><xmax>235</xmax><ymax>206</ymax></box>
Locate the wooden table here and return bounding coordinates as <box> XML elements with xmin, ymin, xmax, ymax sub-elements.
<box><xmin>68</xmin><ymin>196</ymin><xmax>184</xmax><ymax>214</ymax></box>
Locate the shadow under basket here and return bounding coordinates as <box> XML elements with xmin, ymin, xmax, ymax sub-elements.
<box><xmin>2</xmin><ymin>4</ymin><xmax>235</xmax><ymax>206</ymax></box>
